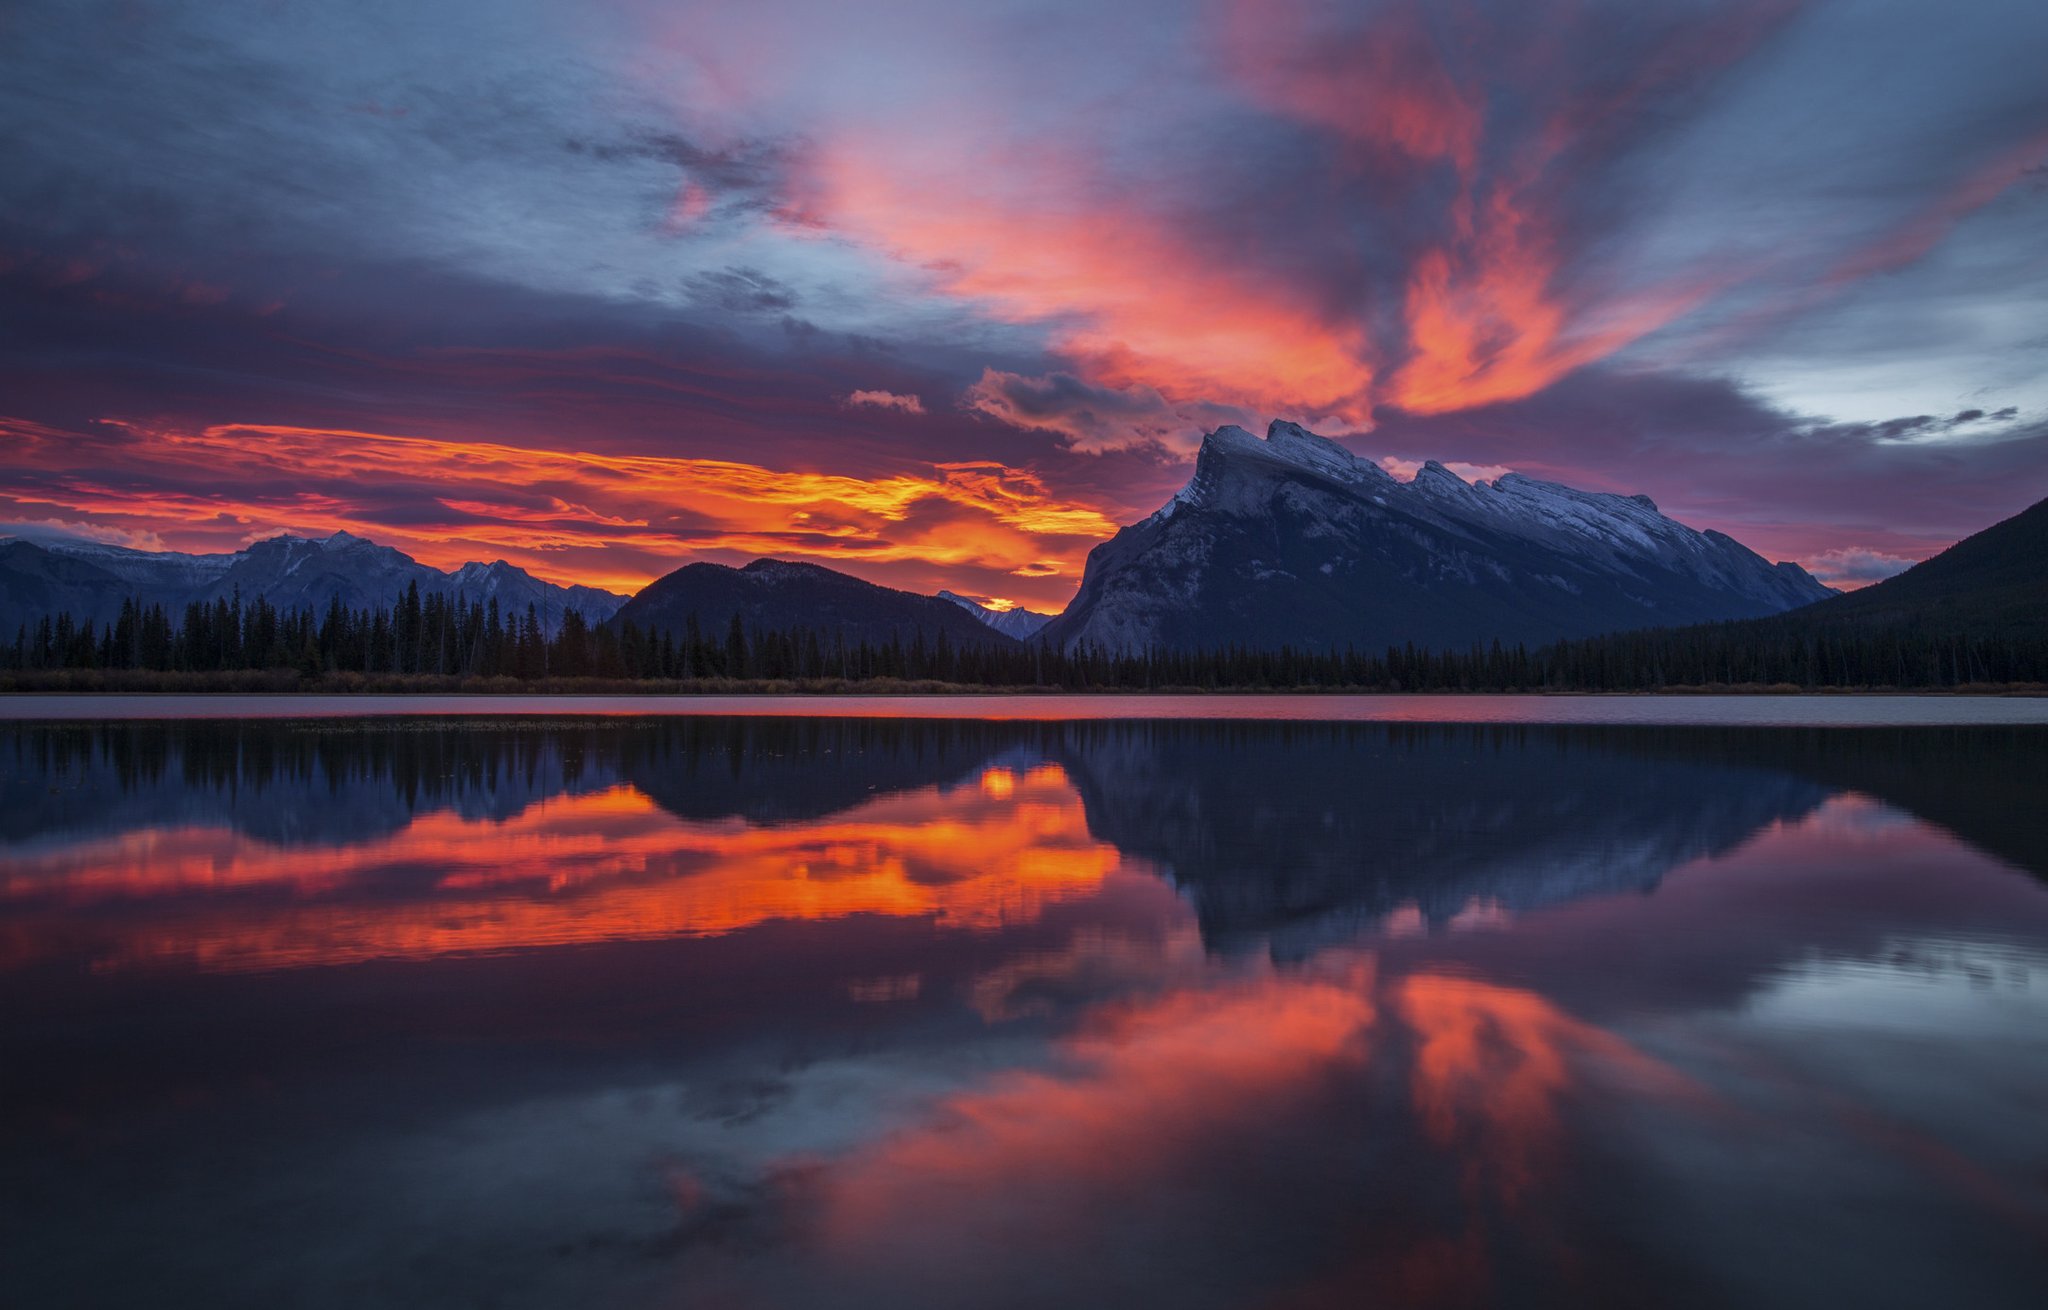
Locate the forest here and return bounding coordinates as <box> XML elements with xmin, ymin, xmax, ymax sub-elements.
<box><xmin>6</xmin><ymin>579</ymin><xmax>2046</xmax><ymax>691</ymax></box>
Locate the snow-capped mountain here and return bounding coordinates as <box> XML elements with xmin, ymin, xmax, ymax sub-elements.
<box><xmin>937</xmin><ymin>590</ymin><xmax>1056</xmax><ymax>640</ymax></box>
<box><xmin>0</xmin><ymin>531</ymin><xmax>626</xmax><ymax>633</ymax></box>
<box><xmin>1042</xmin><ymin>420</ymin><xmax>1833</xmax><ymax>653</ymax></box>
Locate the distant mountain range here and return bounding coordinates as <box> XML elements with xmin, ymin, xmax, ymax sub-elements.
<box><xmin>937</xmin><ymin>591</ymin><xmax>1055</xmax><ymax>640</ymax></box>
<box><xmin>0</xmin><ymin>532</ymin><xmax>625</xmax><ymax>636</ymax></box>
<box><xmin>1042</xmin><ymin>421</ymin><xmax>1832</xmax><ymax>653</ymax></box>
<box><xmin>13</xmin><ymin>422</ymin><xmax>1974</xmax><ymax>659</ymax></box>
<box><xmin>611</xmin><ymin>559</ymin><xmax>1013</xmax><ymax>649</ymax></box>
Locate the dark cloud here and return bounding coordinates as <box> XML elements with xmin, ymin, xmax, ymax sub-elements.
<box><xmin>962</xmin><ymin>370</ymin><xmax>1247</xmax><ymax>452</ymax></box>
<box><xmin>683</xmin><ymin>267</ymin><xmax>799</xmax><ymax>314</ymax></box>
<box><xmin>1</xmin><ymin>0</ymin><xmax>2044</xmax><ymax>599</ymax></box>
<box><xmin>566</xmin><ymin>130</ymin><xmax>796</xmax><ymax>216</ymax></box>
<box><xmin>1360</xmin><ymin>366</ymin><xmax>2048</xmax><ymax>570</ymax></box>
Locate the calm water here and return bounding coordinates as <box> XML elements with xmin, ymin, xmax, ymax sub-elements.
<box><xmin>4</xmin><ymin>716</ymin><xmax>2046</xmax><ymax>1309</ymax></box>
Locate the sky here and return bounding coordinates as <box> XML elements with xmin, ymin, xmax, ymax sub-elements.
<box><xmin>2</xmin><ymin>0</ymin><xmax>2046</xmax><ymax>607</ymax></box>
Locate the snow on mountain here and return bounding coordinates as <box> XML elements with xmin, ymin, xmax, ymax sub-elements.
<box><xmin>937</xmin><ymin>590</ymin><xmax>1056</xmax><ymax>640</ymax></box>
<box><xmin>1043</xmin><ymin>419</ymin><xmax>1834</xmax><ymax>654</ymax></box>
<box><xmin>3</xmin><ymin>532</ymin><xmax>626</xmax><ymax>633</ymax></box>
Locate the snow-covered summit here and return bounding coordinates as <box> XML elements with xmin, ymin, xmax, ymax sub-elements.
<box><xmin>2</xmin><ymin>530</ymin><xmax>627</xmax><ymax>632</ymax></box>
<box><xmin>938</xmin><ymin>590</ymin><xmax>1056</xmax><ymax>640</ymax></box>
<box><xmin>1044</xmin><ymin>418</ymin><xmax>1834</xmax><ymax>654</ymax></box>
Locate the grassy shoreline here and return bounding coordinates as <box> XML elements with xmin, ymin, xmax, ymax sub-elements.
<box><xmin>1</xmin><ymin>670</ymin><xmax>2043</xmax><ymax>696</ymax></box>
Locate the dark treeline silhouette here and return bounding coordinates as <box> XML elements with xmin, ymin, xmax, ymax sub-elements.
<box><xmin>5</xmin><ymin>582</ymin><xmax>2047</xmax><ymax>689</ymax></box>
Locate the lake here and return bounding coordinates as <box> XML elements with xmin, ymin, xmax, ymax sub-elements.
<box><xmin>4</xmin><ymin>706</ymin><xmax>2046</xmax><ymax>1308</ymax></box>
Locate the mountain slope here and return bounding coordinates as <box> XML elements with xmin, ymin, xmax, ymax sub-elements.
<box><xmin>1043</xmin><ymin>420</ymin><xmax>1832</xmax><ymax>653</ymax></box>
<box><xmin>1779</xmin><ymin>495</ymin><xmax>2048</xmax><ymax>639</ymax></box>
<box><xmin>0</xmin><ymin>541</ymin><xmax>142</xmax><ymax>630</ymax></box>
<box><xmin>0</xmin><ymin>532</ymin><xmax>626</xmax><ymax>633</ymax></box>
<box><xmin>614</xmin><ymin>559</ymin><xmax>1019</xmax><ymax>649</ymax></box>
<box><xmin>937</xmin><ymin>590</ymin><xmax>1056</xmax><ymax>640</ymax></box>
<box><xmin>1526</xmin><ymin>492</ymin><xmax>2048</xmax><ymax>687</ymax></box>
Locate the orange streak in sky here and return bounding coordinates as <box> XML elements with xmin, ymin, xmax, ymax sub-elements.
<box><xmin>0</xmin><ymin>417</ymin><xmax>1115</xmax><ymax>601</ymax></box>
<box><xmin>792</xmin><ymin>133</ymin><xmax>1376</xmax><ymax>425</ymax></box>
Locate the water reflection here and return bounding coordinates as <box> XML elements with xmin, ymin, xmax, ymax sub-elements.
<box><xmin>2</xmin><ymin>719</ymin><xmax>2045</xmax><ymax>1308</ymax></box>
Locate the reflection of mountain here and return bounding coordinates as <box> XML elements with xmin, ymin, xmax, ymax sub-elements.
<box><xmin>618</xmin><ymin>719</ymin><xmax>1047</xmax><ymax>826</ymax></box>
<box><xmin>1053</xmin><ymin>723</ymin><xmax>1834</xmax><ymax>953</ymax></box>
<box><xmin>5</xmin><ymin>719</ymin><xmax>2041</xmax><ymax>961</ymax></box>
<box><xmin>1622</xmin><ymin>726</ymin><xmax>2048</xmax><ymax>882</ymax></box>
<box><xmin>0</xmin><ymin>722</ymin><xmax>627</xmax><ymax>849</ymax></box>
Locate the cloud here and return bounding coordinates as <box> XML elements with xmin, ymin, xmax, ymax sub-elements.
<box><xmin>844</xmin><ymin>389</ymin><xmax>925</xmax><ymax>414</ymax></box>
<box><xmin>962</xmin><ymin>369</ymin><xmax>1249</xmax><ymax>451</ymax></box>
<box><xmin>1359</xmin><ymin>367</ymin><xmax>2048</xmax><ymax>576</ymax></box>
<box><xmin>0</xmin><ymin>517</ymin><xmax>168</xmax><ymax>552</ymax></box>
<box><xmin>1378</xmin><ymin>458</ymin><xmax>1516</xmax><ymax>485</ymax></box>
<box><xmin>567</xmin><ymin>129</ymin><xmax>791</xmax><ymax>199</ymax></box>
<box><xmin>1805</xmin><ymin>548</ymin><xmax>1918</xmax><ymax>586</ymax></box>
<box><xmin>2</xmin><ymin>0</ymin><xmax>2045</xmax><ymax>610</ymax></box>
<box><xmin>0</xmin><ymin>416</ymin><xmax>1116</xmax><ymax>600</ymax></box>
<box><xmin>682</xmin><ymin>266</ymin><xmax>798</xmax><ymax>313</ymax></box>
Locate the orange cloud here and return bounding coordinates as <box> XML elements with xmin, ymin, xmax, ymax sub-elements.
<box><xmin>1221</xmin><ymin>0</ymin><xmax>1734</xmax><ymax>416</ymax></box>
<box><xmin>0</xmin><ymin>416</ymin><xmax>1115</xmax><ymax>604</ymax></box>
<box><xmin>786</xmin><ymin>131</ymin><xmax>1376</xmax><ymax>429</ymax></box>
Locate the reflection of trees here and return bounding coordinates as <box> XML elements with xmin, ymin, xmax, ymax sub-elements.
<box><xmin>4</xmin><ymin>720</ymin><xmax>2039</xmax><ymax>947</ymax></box>
<box><xmin>1053</xmin><ymin>722</ymin><xmax>1837</xmax><ymax>951</ymax></box>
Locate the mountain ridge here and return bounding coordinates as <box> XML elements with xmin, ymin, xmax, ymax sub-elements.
<box><xmin>0</xmin><ymin>532</ymin><xmax>626</xmax><ymax>635</ymax></box>
<box><xmin>1043</xmin><ymin>419</ymin><xmax>1833</xmax><ymax>653</ymax></box>
<box><xmin>938</xmin><ymin>590</ymin><xmax>1056</xmax><ymax>640</ymax></box>
<box><xmin>611</xmin><ymin>558</ymin><xmax>1018</xmax><ymax>650</ymax></box>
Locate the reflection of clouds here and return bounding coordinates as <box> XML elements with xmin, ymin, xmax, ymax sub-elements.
<box><xmin>1796</xmin><ymin>791</ymin><xmax>1922</xmax><ymax>839</ymax></box>
<box><xmin>0</xmin><ymin>766</ymin><xmax>1125</xmax><ymax>974</ymax></box>
<box><xmin>1743</xmin><ymin>936</ymin><xmax>2048</xmax><ymax>1041</ymax></box>
<box><xmin>10</xmin><ymin>723</ymin><xmax>2048</xmax><ymax>1308</ymax></box>
<box><xmin>1400</xmin><ymin>972</ymin><xmax>1703</xmax><ymax>1208</ymax></box>
<box><xmin>808</xmin><ymin>959</ymin><xmax>1381</xmax><ymax>1260</ymax></box>
<box><xmin>966</xmin><ymin>920</ymin><xmax>1208</xmax><ymax>1024</ymax></box>
<box><xmin>703</xmin><ymin>960</ymin><xmax>1708</xmax><ymax>1307</ymax></box>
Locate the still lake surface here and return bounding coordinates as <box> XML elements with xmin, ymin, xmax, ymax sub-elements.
<box><xmin>4</xmin><ymin>701</ymin><xmax>2046</xmax><ymax>1308</ymax></box>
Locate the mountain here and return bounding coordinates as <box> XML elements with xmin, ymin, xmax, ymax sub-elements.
<box><xmin>0</xmin><ymin>532</ymin><xmax>626</xmax><ymax>634</ymax></box>
<box><xmin>1043</xmin><ymin>420</ymin><xmax>1832</xmax><ymax>654</ymax></box>
<box><xmin>612</xmin><ymin>559</ymin><xmax>1019</xmax><ymax>649</ymax></box>
<box><xmin>1528</xmin><ymin>492</ymin><xmax>2048</xmax><ymax>687</ymax></box>
<box><xmin>1775</xmin><ymin>494</ymin><xmax>2047</xmax><ymax>640</ymax></box>
<box><xmin>0</xmin><ymin>541</ymin><xmax>147</xmax><ymax>631</ymax></box>
<box><xmin>937</xmin><ymin>590</ymin><xmax>1056</xmax><ymax>640</ymax></box>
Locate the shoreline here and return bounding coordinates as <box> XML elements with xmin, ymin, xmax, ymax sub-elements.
<box><xmin>7</xmin><ymin>690</ymin><xmax>2048</xmax><ymax>728</ymax></box>
<box><xmin>2</xmin><ymin>672</ymin><xmax>2044</xmax><ymax>698</ymax></box>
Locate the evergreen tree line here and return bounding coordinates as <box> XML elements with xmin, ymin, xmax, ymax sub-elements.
<box><xmin>6</xmin><ymin>584</ymin><xmax>2046</xmax><ymax>688</ymax></box>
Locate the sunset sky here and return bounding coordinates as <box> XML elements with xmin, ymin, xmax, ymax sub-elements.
<box><xmin>3</xmin><ymin>0</ymin><xmax>2046</xmax><ymax>607</ymax></box>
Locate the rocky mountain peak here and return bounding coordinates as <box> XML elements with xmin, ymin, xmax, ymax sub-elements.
<box><xmin>1042</xmin><ymin>419</ymin><xmax>1834</xmax><ymax>655</ymax></box>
